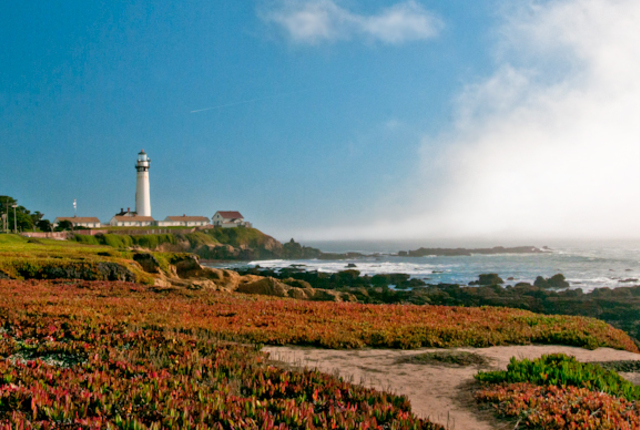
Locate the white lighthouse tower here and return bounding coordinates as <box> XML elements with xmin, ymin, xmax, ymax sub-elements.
<box><xmin>135</xmin><ymin>150</ymin><xmax>151</xmax><ymax>216</ymax></box>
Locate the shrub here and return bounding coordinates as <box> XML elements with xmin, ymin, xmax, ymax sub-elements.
<box><xmin>73</xmin><ymin>234</ymin><xmax>101</xmax><ymax>245</ymax></box>
<box><xmin>101</xmin><ymin>234</ymin><xmax>133</xmax><ymax>248</ymax></box>
<box><xmin>476</xmin><ymin>353</ymin><xmax>640</xmax><ymax>401</ymax></box>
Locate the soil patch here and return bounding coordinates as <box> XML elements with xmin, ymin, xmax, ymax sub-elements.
<box><xmin>396</xmin><ymin>350</ymin><xmax>492</xmax><ymax>368</ymax></box>
<box><xmin>264</xmin><ymin>345</ymin><xmax>640</xmax><ymax>430</ymax></box>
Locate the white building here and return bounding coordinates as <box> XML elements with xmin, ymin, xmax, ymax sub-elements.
<box><xmin>135</xmin><ymin>150</ymin><xmax>151</xmax><ymax>217</ymax></box>
<box><xmin>212</xmin><ymin>211</ymin><xmax>251</xmax><ymax>228</ymax></box>
<box><xmin>53</xmin><ymin>216</ymin><xmax>101</xmax><ymax>229</ymax></box>
<box><xmin>109</xmin><ymin>214</ymin><xmax>155</xmax><ymax>227</ymax></box>
<box><xmin>156</xmin><ymin>215</ymin><xmax>210</xmax><ymax>227</ymax></box>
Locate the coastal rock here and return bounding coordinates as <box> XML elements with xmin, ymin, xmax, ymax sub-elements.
<box><xmin>236</xmin><ymin>277</ymin><xmax>291</xmax><ymax>297</ymax></box>
<box><xmin>172</xmin><ymin>254</ymin><xmax>207</xmax><ymax>278</ymax></box>
<box><xmin>534</xmin><ymin>274</ymin><xmax>570</xmax><ymax>289</ymax></box>
<box><xmin>133</xmin><ymin>253</ymin><xmax>161</xmax><ymax>273</ymax></box>
<box><xmin>233</xmin><ymin>275</ymin><xmax>356</xmax><ymax>302</ymax></box>
<box><xmin>133</xmin><ymin>251</ymin><xmax>358</xmax><ymax>302</ymax></box>
<box><xmin>515</xmin><ymin>282</ymin><xmax>533</xmax><ymax>287</ymax></box>
<box><xmin>20</xmin><ymin>262</ymin><xmax>137</xmax><ymax>282</ymax></box>
<box><xmin>470</xmin><ymin>274</ymin><xmax>504</xmax><ymax>286</ymax></box>
<box><xmin>283</xmin><ymin>278</ymin><xmax>313</xmax><ymax>290</ymax></box>
<box><xmin>308</xmin><ymin>288</ymin><xmax>357</xmax><ymax>303</ymax></box>
<box><xmin>95</xmin><ymin>262</ymin><xmax>137</xmax><ymax>282</ymax></box>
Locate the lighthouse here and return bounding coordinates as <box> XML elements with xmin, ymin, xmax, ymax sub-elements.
<box><xmin>135</xmin><ymin>150</ymin><xmax>151</xmax><ymax>216</ymax></box>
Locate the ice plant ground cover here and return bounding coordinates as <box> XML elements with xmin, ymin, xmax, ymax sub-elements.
<box><xmin>0</xmin><ymin>281</ymin><xmax>445</xmax><ymax>429</ymax></box>
<box><xmin>0</xmin><ymin>323</ymin><xmax>444</xmax><ymax>429</ymax></box>
<box><xmin>0</xmin><ymin>280</ymin><xmax>638</xmax><ymax>429</ymax></box>
<box><xmin>0</xmin><ymin>279</ymin><xmax>636</xmax><ymax>351</ymax></box>
<box><xmin>475</xmin><ymin>354</ymin><xmax>640</xmax><ymax>429</ymax></box>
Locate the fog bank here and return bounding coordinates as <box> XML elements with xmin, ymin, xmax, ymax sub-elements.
<box><xmin>304</xmin><ymin>0</ymin><xmax>640</xmax><ymax>242</ymax></box>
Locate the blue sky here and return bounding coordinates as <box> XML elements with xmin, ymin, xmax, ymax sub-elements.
<box><xmin>3</xmin><ymin>1</ymin><xmax>640</xmax><ymax>242</ymax></box>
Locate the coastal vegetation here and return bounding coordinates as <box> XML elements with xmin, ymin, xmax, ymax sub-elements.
<box><xmin>0</xmin><ymin>234</ymin><xmax>153</xmax><ymax>284</ymax></box>
<box><xmin>238</xmin><ymin>266</ymin><xmax>640</xmax><ymax>344</ymax></box>
<box><xmin>0</xmin><ymin>282</ymin><xmax>443</xmax><ymax>429</ymax></box>
<box><xmin>3</xmin><ymin>235</ymin><xmax>640</xmax><ymax>428</ymax></box>
<box><xmin>477</xmin><ymin>354</ymin><xmax>640</xmax><ymax>400</ymax></box>
<box><xmin>1</xmin><ymin>279</ymin><xmax>635</xmax><ymax>352</ymax></box>
<box><xmin>72</xmin><ymin>228</ymin><xmax>284</xmax><ymax>260</ymax></box>
<box><xmin>0</xmin><ymin>277</ymin><xmax>638</xmax><ymax>428</ymax></box>
<box><xmin>476</xmin><ymin>354</ymin><xmax>640</xmax><ymax>428</ymax></box>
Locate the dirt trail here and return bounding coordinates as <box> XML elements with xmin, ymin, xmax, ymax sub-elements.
<box><xmin>263</xmin><ymin>345</ymin><xmax>640</xmax><ymax>430</ymax></box>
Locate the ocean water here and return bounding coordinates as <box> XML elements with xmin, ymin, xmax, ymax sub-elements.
<box><xmin>209</xmin><ymin>240</ymin><xmax>640</xmax><ymax>292</ymax></box>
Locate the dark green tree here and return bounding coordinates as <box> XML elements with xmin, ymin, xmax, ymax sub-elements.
<box><xmin>55</xmin><ymin>220</ymin><xmax>74</xmax><ymax>232</ymax></box>
<box><xmin>0</xmin><ymin>196</ymin><xmax>46</xmax><ymax>233</ymax></box>
<box><xmin>36</xmin><ymin>219</ymin><xmax>52</xmax><ymax>232</ymax></box>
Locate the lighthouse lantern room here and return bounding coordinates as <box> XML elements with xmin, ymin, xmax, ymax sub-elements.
<box><xmin>135</xmin><ymin>150</ymin><xmax>151</xmax><ymax>217</ymax></box>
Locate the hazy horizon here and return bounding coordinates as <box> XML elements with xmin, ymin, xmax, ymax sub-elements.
<box><xmin>3</xmin><ymin>0</ymin><xmax>639</xmax><ymax>243</ymax></box>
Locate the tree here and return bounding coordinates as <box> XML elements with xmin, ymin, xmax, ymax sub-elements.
<box><xmin>55</xmin><ymin>220</ymin><xmax>73</xmax><ymax>232</ymax></box>
<box><xmin>31</xmin><ymin>211</ymin><xmax>45</xmax><ymax>226</ymax></box>
<box><xmin>0</xmin><ymin>196</ymin><xmax>47</xmax><ymax>233</ymax></box>
<box><xmin>36</xmin><ymin>219</ymin><xmax>52</xmax><ymax>232</ymax></box>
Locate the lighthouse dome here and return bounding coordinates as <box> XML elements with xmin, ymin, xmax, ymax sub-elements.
<box><xmin>137</xmin><ymin>150</ymin><xmax>149</xmax><ymax>163</ymax></box>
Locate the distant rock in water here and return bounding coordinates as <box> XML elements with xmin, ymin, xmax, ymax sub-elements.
<box><xmin>346</xmin><ymin>263</ymin><xmax>357</xmax><ymax>268</ymax></box>
<box><xmin>469</xmin><ymin>273</ymin><xmax>504</xmax><ymax>286</ymax></box>
<box><xmin>534</xmin><ymin>274</ymin><xmax>570</xmax><ymax>289</ymax></box>
<box><xmin>399</xmin><ymin>246</ymin><xmax>545</xmax><ymax>257</ymax></box>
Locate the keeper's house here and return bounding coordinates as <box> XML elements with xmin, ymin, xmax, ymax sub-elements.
<box><xmin>156</xmin><ymin>215</ymin><xmax>210</xmax><ymax>227</ymax></box>
<box><xmin>53</xmin><ymin>216</ymin><xmax>101</xmax><ymax>229</ymax></box>
<box><xmin>212</xmin><ymin>211</ymin><xmax>251</xmax><ymax>228</ymax></box>
<box><xmin>109</xmin><ymin>209</ymin><xmax>154</xmax><ymax>227</ymax></box>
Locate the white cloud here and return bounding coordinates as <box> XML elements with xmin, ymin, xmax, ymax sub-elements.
<box><xmin>261</xmin><ymin>0</ymin><xmax>443</xmax><ymax>45</ymax></box>
<box><xmin>306</xmin><ymin>0</ymin><xmax>640</xmax><ymax>241</ymax></box>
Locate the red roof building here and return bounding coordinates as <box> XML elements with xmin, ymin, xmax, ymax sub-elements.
<box><xmin>212</xmin><ymin>211</ymin><xmax>250</xmax><ymax>228</ymax></box>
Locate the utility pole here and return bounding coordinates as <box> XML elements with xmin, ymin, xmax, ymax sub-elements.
<box><xmin>11</xmin><ymin>205</ymin><xmax>17</xmax><ymax>234</ymax></box>
<box><xmin>4</xmin><ymin>197</ymin><xmax>8</xmax><ymax>233</ymax></box>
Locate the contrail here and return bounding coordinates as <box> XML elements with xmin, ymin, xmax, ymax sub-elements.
<box><xmin>190</xmin><ymin>96</ymin><xmax>279</xmax><ymax>113</ymax></box>
<box><xmin>190</xmin><ymin>78</ymin><xmax>365</xmax><ymax>114</ymax></box>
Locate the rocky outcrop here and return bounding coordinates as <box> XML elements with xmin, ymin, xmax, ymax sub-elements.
<box><xmin>15</xmin><ymin>262</ymin><xmax>136</xmax><ymax>282</ymax></box>
<box><xmin>470</xmin><ymin>274</ymin><xmax>505</xmax><ymax>286</ymax></box>
<box><xmin>534</xmin><ymin>274</ymin><xmax>570</xmax><ymax>289</ymax></box>
<box><xmin>236</xmin><ymin>277</ymin><xmax>356</xmax><ymax>302</ymax></box>
<box><xmin>133</xmin><ymin>253</ymin><xmax>161</xmax><ymax>273</ymax></box>
<box><xmin>236</xmin><ymin>277</ymin><xmax>292</xmax><ymax>297</ymax></box>
<box><xmin>139</xmin><ymin>253</ymin><xmax>356</xmax><ymax>302</ymax></box>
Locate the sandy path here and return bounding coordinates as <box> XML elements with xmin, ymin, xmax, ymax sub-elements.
<box><xmin>263</xmin><ymin>345</ymin><xmax>640</xmax><ymax>430</ymax></box>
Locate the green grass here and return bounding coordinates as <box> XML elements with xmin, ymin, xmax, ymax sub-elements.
<box><xmin>204</xmin><ymin>227</ymin><xmax>272</xmax><ymax>248</ymax></box>
<box><xmin>476</xmin><ymin>353</ymin><xmax>640</xmax><ymax>401</ymax></box>
<box><xmin>0</xmin><ymin>234</ymin><xmax>30</xmax><ymax>245</ymax></box>
<box><xmin>72</xmin><ymin>232</ymin><xmax>219</xmax><ymax>250</ymax></box>
<box><xmin>0</xmin><ymin>234</ymin><xmax>151</xmax><ymax>283</ymax></box>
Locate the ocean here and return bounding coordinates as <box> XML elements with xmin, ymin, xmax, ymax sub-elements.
<box><xmin>208</xmin><ymin>240</ymin><xmax>640</xmax><ymax>292</ymax></box>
